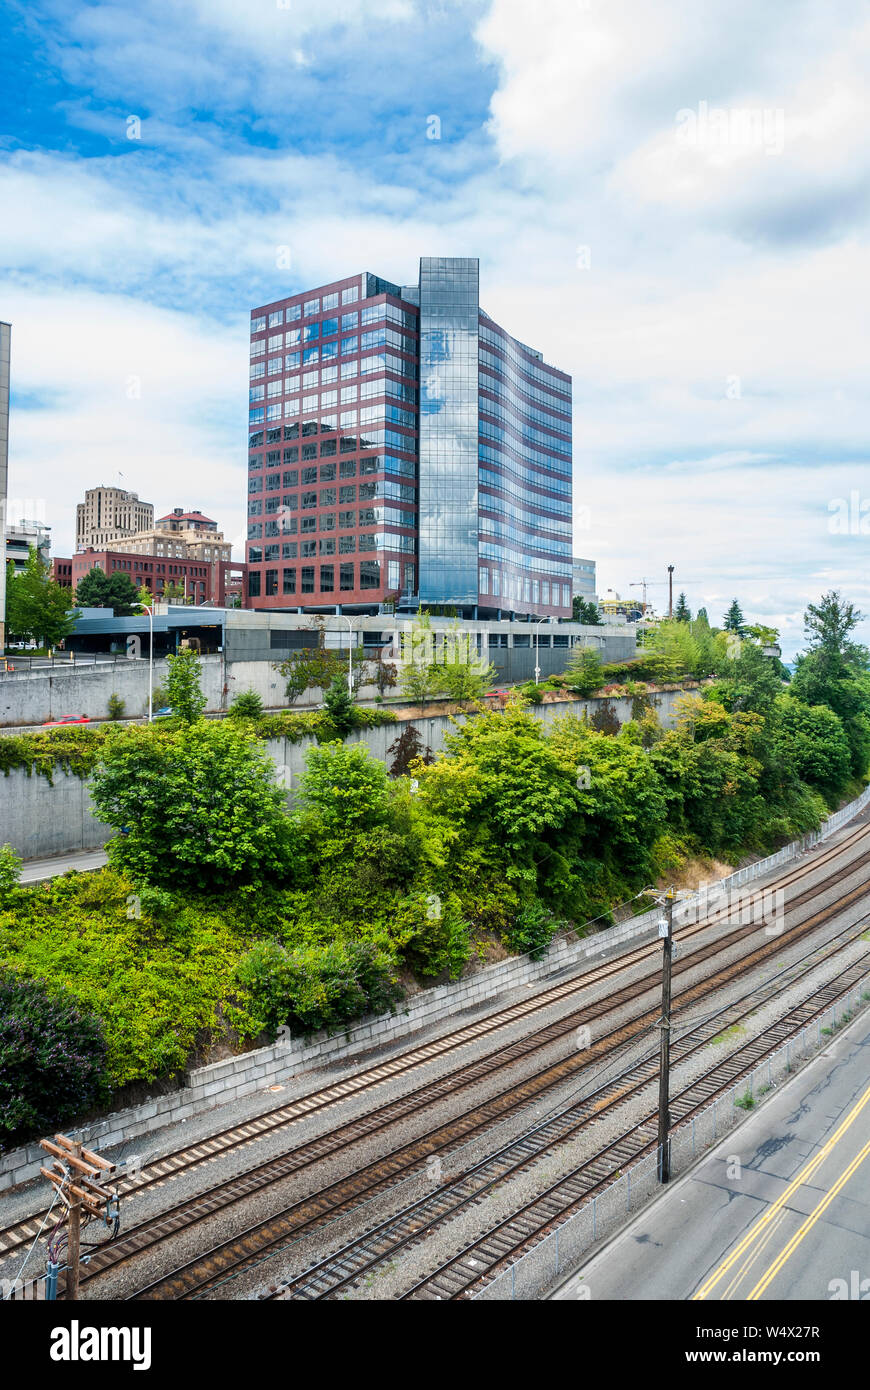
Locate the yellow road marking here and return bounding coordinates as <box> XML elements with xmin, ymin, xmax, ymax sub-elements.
<box><xmin>721</xmin><ymin>1208</ymin><xmax>789</xmax><ymax>1301</ymax></box>
<box><xmin>746</xmin><ymin>1135</ymin><xmax>870</xmax><ymax>1300</ymax></box>
<box><xmin>693</xmin><ymin>1079</ymin><xmax>870</xmax><ymax>1300</ymax></box>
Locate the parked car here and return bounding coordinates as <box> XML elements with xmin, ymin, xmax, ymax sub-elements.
<box><xmin>42</xmin><ymin>715</ymin><xmax>91</xmax><ymax>727</ymax></box>
<box><xmin>153</xmin><ymin>706</ymin><xmax>174</xmax><ymax>718</ymax></box>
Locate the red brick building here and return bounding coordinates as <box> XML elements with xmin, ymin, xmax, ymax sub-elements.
<box><xmin>71</xmin><ymin>548</ymin><xmax>245</xmax><ymax>606</ymax></box>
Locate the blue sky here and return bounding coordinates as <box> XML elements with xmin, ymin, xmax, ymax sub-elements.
<box><xmin>1</xmin><ymin>0</ymin><xmax>868</xmax><ymax>655</ymax></box>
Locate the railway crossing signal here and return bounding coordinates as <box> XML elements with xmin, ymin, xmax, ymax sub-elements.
<box><xmin>38</xmin><ymin>1134</ymin><xmax>120</xmax><ymax>1300</ymax></box>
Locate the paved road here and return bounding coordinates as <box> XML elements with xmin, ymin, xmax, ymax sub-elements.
<box><xmin>553</xmin><ymin>1007</ymin><xmax>870</xmax><ymax>1301</ymax></box>
<box><xmin>19</xmin><ymin>848</ymin><xmax>109</xmax><ymax>883</ymax></box>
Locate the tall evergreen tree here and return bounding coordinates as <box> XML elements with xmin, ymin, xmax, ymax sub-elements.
<box><xmin>75</xmin><ymin>567</ymin><xmax>141</xmax><ymax>617</ymax></box>
<box><xmin>674</xmin><ymin>592</ymin><xmax>691</xmax><ymax>622</ymax></box>
<box><xmin>723</xmin><ymin>598</ymin><xmax>745</xmax><ymax>633</ymax></box>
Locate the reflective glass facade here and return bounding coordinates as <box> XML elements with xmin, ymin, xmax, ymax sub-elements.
<box><xmin>418</xmin><ymin>257</ymin><xmax>479</xmax><ymax>606</ymax></box>
<box><xmin>245</xmin><ymin>259</ymin><xmax>572</xmax><ymax>616</ymax></box>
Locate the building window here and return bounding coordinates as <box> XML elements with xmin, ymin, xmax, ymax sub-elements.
<box><xmin>562</xmin><ymin>584</ymin><xmax>571</xmax><ymax>607</ymax></box>
<box><xmin>524</xmin><ymin>577</ymin><xmax>531</xmax><ymax>602</ymax></box>
<box><xmin>323</xmin><ymin>292</ymin><xmax>339</xmax><ymax>311</ymax></box>
<box><xmin>339</xmin><ymin>535</ymin><xmax>356</xmax><ymax>554</ymax></box>
<box><xmin>388</xmin><ymin>559</ymin><xmax>400</xmax><ymax>590</ymax></box>
<box><xmin>359</xmin><ymin>560</ymin><xmax>380</xmax><ymax>589</ymax></box>
<box><xmin>248</xmin><ymin>571</ymin><xmax>261</xmax><ymax>598</ymax></box>
<box><xmin>303</xmin><ymin>298</ymin><xmax>320</xmax><ymax>316</ymax></box>
<box><xmin>320</xmin><ymin>564</ymin><xmax>335</xmax><ymax>592</ymax></box>
<box><xmin>283</xmin><ymin>567</ymin><xmax>296</xmax><ymax>595</ymax></box>
<box><xmin>403</xmin><ymin>562</ymin><xmax>415</xmax><ymax>592</ymax></box>
<box><xmin>339</xmin><ymin>484</ymin><xmax>356</xmax><ymax>503</ymax></box>
<box><xmin>265</xmin><ymin>569</ymin><xmax>278</xmax><ymax>596</ymax></box>
<box><xmin>533</xmin><ymin>579</ymin><xmax>540</xmax><ymax>603</ymax></box>
<box><xmin>340</xmin><ymin>562</ymin><xmax>355</xmax><ymax>590</ymax></box>
<box><xmin>479</xmin><ymin>568</ymin><xmax>489</xmax><ymax>594</ymax></box>
<box><xmin>341</xmin><ymin>285</ymin><xmax>359</xmax><ymax>304</ymax></box>
<box><xmin>301</xmin><ymin>566</ymin><xmax>315</xmax><ymax>593</ymax></box>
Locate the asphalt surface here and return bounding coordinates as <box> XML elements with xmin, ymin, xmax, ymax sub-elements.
<box><xmin>552</xmin><ymin>1006</ymin><xmax>870</xmax><ymax>1301</ymax></box>
<box><xmin>19</xmin><ymin>848</ymin><xmax>109</xmax><ymax>882</ymax></box>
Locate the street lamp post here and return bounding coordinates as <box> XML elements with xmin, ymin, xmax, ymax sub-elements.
<box><xmin>530</xmin><ymin>614</ymin><xmax>548</xmax><ymax>684</ymax></box>
<box><xmin>341</xmin><ymin>615</ymin><xmax>356</xmax><ymax>698</ymax></box>
<box><xmin>134</xmin><ymin>603</ymin><xmax>154</xmax><ymax>722</ymax></box>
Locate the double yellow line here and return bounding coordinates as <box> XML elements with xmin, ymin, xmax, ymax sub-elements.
<box><xmin>694</xmin><ymin>1080</ymin><xmax>870</xmax><ymax>1301</ymax></box>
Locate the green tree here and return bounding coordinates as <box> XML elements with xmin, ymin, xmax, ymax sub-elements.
<box><xmin>74</xmin><ymin>566</ymin><xmax>141</xmax><ymax>617</ymax></box>
<box><xmin>228</xmin><ymin>689</ymin><xmax>264</xmax><ymax>719</ymax></box>
<box><xmin>437</xmin><ymin>629</ymin><xmax>496</xmax><ymax>703</ymax></box>
<box><xmin>572</xmin><ymin>596</ymin><xmax>602</xmax><ymax>624</ymax></box>
<box><xmin>165</xmin><ymin>647</ymin><xmax>207</xmax><ymax>723</ymax></box>
<box><xmin>90</xmin><ymin>721</ymin><xmax>296</xmax><ymax>889</ymax></box>
<box><xmin>563</xmin><ymin>645</ymin><xmax>604</xmax><ymax>695</ymax></box>
<box><xmin>791</xmin><ymin>592</ymin><xmax>870</xmax><ymax>777</ymax></box>
<box><xmin>276</xmin><ymin>646</ymin><xmax>347</xmax><ymax>704</ymax></box>
<box><xmin>5</xmin><ymin>549</ymin><xmax>78</xmax><ymax>647</ymax></box>
<box><xmin>674</xmin><ymin>592</ymin><xmax>691</xmax><ymax>622</ymax></box>
<box><xmin>162</xmin><ymin>580</ymin><xmax>187</xmax><ymax>601</ymax></box>
<box><xmin>323</xmin><ymin>676</ymin><xmax>356</xmax><ymax>735</ymax></box>
<box><xmin>399</xmin><ymin>615</ymin><xmax>443</xmax><ymax>715</ymax></box>
<box><xmin>298</xmin><ymin>740</ymin><xmax>392</xmax><ymax>843</ymax></box>
<box><xmin>723</xmin><ymin>598</ymin><xmax>746</xmax><ymax>633</ymax></box>
<box><xmin>771</xmin><ymin>695</ymin><xmax>851</xmax><ymax>801</ymax></box>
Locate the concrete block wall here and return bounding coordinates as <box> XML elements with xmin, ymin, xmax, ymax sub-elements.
<box><xmin>0</xmin><ymin>692</ymin><xmax>686</xmax><ymax>860</ymax></box>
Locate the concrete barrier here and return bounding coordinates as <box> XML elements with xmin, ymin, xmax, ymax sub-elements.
<box><xmin>0</xmin><ymin>692</ymin><xmax>686</xmax><ymax>861</ymax></box>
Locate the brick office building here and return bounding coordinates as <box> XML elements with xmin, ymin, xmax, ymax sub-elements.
<box><xmin>245</xmin><ymin>257</ymin><xmax>572</xmax><ymax>619</ymax></box>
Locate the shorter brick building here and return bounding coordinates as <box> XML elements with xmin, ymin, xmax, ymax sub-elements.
<box><xmin>52</xmin><ymin>557</ymin><xmax>73</xmax><ymax>588</ymax></box>
<box><xmin>72</xmin><ymin>547</ymin><xmax>245</xmax><ymax>607</ymax></box>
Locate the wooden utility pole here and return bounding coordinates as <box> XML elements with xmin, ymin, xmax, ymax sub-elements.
<box><xmin>657</xmin><ymin>890</ymin><xmax>675</xmax><ymax>1183</ymax></box>
<box><xmin>667</xmin><ymin>565</ymin><xmax>674</xmax><ymax>620</ymax></box>
<box><xmin>39</xmin><ymin>1134</ymin><xmax>118</xmax><ymax>1300</ymax></box>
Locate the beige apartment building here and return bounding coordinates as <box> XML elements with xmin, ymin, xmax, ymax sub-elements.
<box><xmin>120</xmin><ymin>509</ymin><xmax>232</xmax><ymax>564</ymax></box>
<box><xmin>76</xmin><ymin>486</ymin><xmax>154</xmax><ymax>550</ymax></box>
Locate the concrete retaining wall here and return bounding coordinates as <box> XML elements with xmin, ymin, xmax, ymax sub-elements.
<box><xmin>0</xmin><ymin>692</ymin><xmax>687</xmax><ymax>861</ymax></box>
<box><xmin>3</xmin><ymin>780</ymin><xmax>867</xmax><ymax>1190</ymax></box>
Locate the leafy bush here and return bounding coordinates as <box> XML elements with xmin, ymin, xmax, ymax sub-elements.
<box><xmin>107</xmin><ymin>693</ymin><xmax>126</xmax><ymax>722</ymax></box>
<box><xmin>90</xmin><ymin>722</ymin><xmax>297</xmax><ymax>890</ymax></box>
<box><xmin>0</xmin><ymin>844</ymin><xmax>22</xmax><ymax>904</ymax></box>
<box><xmin>0</xmin><ymin>970</ymin><xmax>109</xmax><ymax>1139</ymax></box>
<box><xmin>564</xmin><ymin>646</ymin><xmax>605</xmax><ymax>696</ymax></box>
<box><xmin>236</xmin><ymin>938</ymin><xmax>402</xmax><ymax>1037</ymax></box>
<box><xmin>502</xmin><ymin>900</ymin><xmax>562</xmax><ymax>961</ymax></box>
<box><xmin>229</xmin><ymin>689</ymin><xmax>265</xmax><ymax>720</ymax></box>
<box><xmin>387</xmin><ymin>723</ymin><xmax>431</xmax><ymax>776</ymax></box>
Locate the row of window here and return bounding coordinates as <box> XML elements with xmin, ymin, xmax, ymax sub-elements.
<box><xmin>479</xmin><ymin>371</ymin><xmax>573</xmax><ymax>433</ymax></box>
<box><xmin>478</xmin><ymin>453</ymin><xmax>572</xmax><ymax>501</ymax></box>
<box><xmin>478</xmin><ymin>540</ymin><xmax>572</xmax><ymax>580</ymax></box>
<box><xmin>250</xmin><ymin>285</ymin><xmax>360</xmax><ymax>334</ymax></box>
<box><xmin>249</xmin><ymin>555</ymin><xmax>413</xmax><ymax>599</ymax></box>
<box><xmin>479</xmin><ymin>397</ymin><xmax>572</xmax><ymax>458</ymax></box>
<box><xmin>478</xmin><ymin>428</ymin><xmax>571</xmax><ymax>478</ymax></box>
<box><xmin>478</xmin><ymin>488</ymin><xmax>573</xmax><ymax>538</ymax></box>
<box><xmin>249</xmin><ymin>452</ymin><xmax>414</xmax><ymax>483</ymax></box>
<box><xmin>478</xmin><ymin>568</ymin><xmax>571</xmax><ymax>608</ymax></box>
<box><xmin>479</xmin><ymin>350</ymin><xmax>572</xmax><ymax>417</ymax></box>
<box><xmin>478</xmin><ymin>324</ymin><xmax>571</xmax><ymax>398</ymax></box>
<box><xmin>479</xmin><ymin>515</ymin><xmax>571</xmax><ymax>558</ymax></box>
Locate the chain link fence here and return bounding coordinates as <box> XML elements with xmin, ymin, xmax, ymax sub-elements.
<box><xmin>473</xmin><ymin>971</ymin><xmax>870</xmax><ymax>1300</ymax></box>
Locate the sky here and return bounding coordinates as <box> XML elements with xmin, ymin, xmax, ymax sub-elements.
<box><xmin>1</xmin><ymin>0</ymin><xmax>868</xmax><ymax>658</ymax></box>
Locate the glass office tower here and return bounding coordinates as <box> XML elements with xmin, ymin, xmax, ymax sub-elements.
<box><xmin>246</xmin><ymin>258</ymin><xmax>572</xmax><ymax>617</ymax></box>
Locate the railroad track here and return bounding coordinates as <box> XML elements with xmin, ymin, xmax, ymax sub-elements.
<box><xmin>253</xmin><ymin>921</ymin><xmax>870</xmax><ymax>1300</ymax></box>
<box><xmin>126</xmin><ymin>894</ymin><xmax>870</xmax><ymax>1301</ymax></box>
<box><xmin>398</xmin><ymin>957</ymin><xmax>870</xmax><ymax>1301</ymax></box>
<box><xmin>4</xmin><ymin>815</ymin><xmax>866</xmax><ymax>1272</ymax></box>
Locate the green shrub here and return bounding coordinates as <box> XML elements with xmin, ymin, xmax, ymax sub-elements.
<box><xmin>323</xmin><ymin>677</ymin><xmax>357</xmax><ymax>736</ymax></box>
<box><xmin>502</xmin><ymin>900</ymin><xmax>562</xmax><ymax>961</ymax></box>
<box><xmin>229</xmin><ymin>690</ymin><xmax>265</xmax><ymax>720</ymax></box>
<box><xmin>0</xmin><ymin>970</ymin><xmax>109</xmax><ymax>1139</ymax></box>
<box><xmin>236</xmin><ymin>938</ymin><xmax>402</xmax><ymax>1037</ymax></box>
<box><xmin>0</xmin><ymin>844</ymin><xmax>22</xmax><ymax>904</ymax></box>
<box><xmin>107</xmin><ymin>693</ymin><xmax>126</xmax><ymax>722</ymax></box>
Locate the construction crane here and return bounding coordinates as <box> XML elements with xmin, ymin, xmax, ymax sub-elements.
<box><xmin>629</xmin><ymin>578</ymin><xmax>666</xmax><ymax>614</ymax></box>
